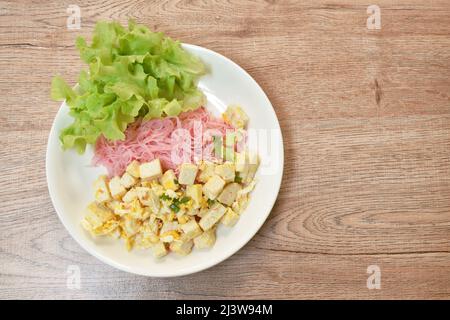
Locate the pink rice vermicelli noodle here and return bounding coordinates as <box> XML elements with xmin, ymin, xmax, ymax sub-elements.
<box><xmin>93</xmin><ymin>107</ymin><xmax>235</xmax><ymax>177</ymax></box>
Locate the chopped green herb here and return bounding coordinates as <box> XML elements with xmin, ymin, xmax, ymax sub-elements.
<box><xmin>234</xmin><ymin>173</ymin><xmax>242</xmax><ymax>183</ymax></box>
<box><xmin>179</xmin><ymin>196</ymin><xmax>191</xmax><ymax>204</ymax></box>
<box><xmin>174</xmin><ymin>179</ymin><xmax>179</xmax><ymax>185</ymax></box>
<box><xmin>169</xmin><ymin>203</ymin><xmax>180</xmax><ymax>213</ymax></box>
<box><xmin>160</xmin><ymin>194</ymin><xmax>171</xmax><ymax>201</ymax></box>
<box><xmin>207</xmin><ymin>199</ymin><xmax>216</xmax><ymax>206</ymax></box>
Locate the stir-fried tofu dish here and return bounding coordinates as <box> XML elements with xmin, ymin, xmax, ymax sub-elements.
<box><xmin>82</xmin><ymin>152</ymin><xmax>259</xmax><ymax>258</ymax></box>
<box><xmin>50</xmin><ymin>22</ymin><xmax>264</xmax><ymax>261</ymax></box>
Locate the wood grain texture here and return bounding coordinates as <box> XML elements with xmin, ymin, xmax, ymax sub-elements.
<box><xmin>1</xmin><ymin>0</ymin><xmax>450</xmax><ymax>299</ymax></box>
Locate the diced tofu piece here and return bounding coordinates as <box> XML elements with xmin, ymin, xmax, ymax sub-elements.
<box><xmin>235</xmin><ymin>152</ymin><xmax>248</xmax><ymax>174</ymax></box>
<box><xmin>135</xmin><ymin>187</ymin><xmax>160</xmax><ymax>213</ymax></box>
<box><xmin>186</xmin><ymin>208</ymin><xmax>200</xmax><ymax>217</ymax></box>
<box><xmin>160</xmin><ymin>221</ymin><xmax>179</xmax><ymax>235</ymax></box>
<box><xmin>199</xmin><ymin>203</ymin><xmax>227</xmax><ymax>231</ymax></box>
<box><xmin>82</xmin><ymin>202</ymin><xmax>115</xmax><ymax>230</ymax></box>
<box><xmin>203</xmin><ymin>175</ymin><xmax>226</xmax><ymax>200</ymax></box>
<box><xmin>152</xmin><ymin>242</ymin><xmax>168</xmax><ymax>258</ymax></box>
<box><xmin>122</xmin><ymin>188</ymin><xmax>137</xmax><ymax>203</ymax></box>
<box><xmin>93</xmin><ymin>175</ymin><xmax>112</xmax><ymax>203</ymax></box>
<box><xmin>126</xmin><ymin>160</ymin><xmax>141</xmax><ymax>178</ymax></box>
<box><xmin>221</xmin><ymin>208</ymin><xmax>240</xmax><ymax>227</ymax></box>
<box><xmin>233</xmin><ymin>194</ymin><xmax>250</xmax><ymax>214</ymax></box>
<box><xmin>244</xmin><ymin>153</ymin><xmax>260</xmax><ymax>183</ymax></box>
<box><xmin>139</xmin><ymin>159</ymin><xmax>162</xmax><ymax>181</ymax></box>
<box><xmin>170</xmin><ymin>240</ymin><xmax>194</xmax><ymax>256</ymax></box>
<box><xmin>197</xmin><ymin>207</ymin><xmax>208</xmax><ymax>218</ymax></box>
<box><xmin>108</xmin><ymin>176</ymin><xmax>126</xmax><ymax>200</ymax></box>
<box><xmin>239</xmin><ymin>180</ymin><xmax>256</xmax><ymax>196</ymax></box>
<box><xmin>194</xmin><ymin>229</ymin><xmax>216</xmax><ymax>249</ymax></box>
<box><xmin>198</xmin><ymin>161</ymin><xmax>215</xmax><ymax>183</ymax></box>
<box><xmin>186</xmin><ymin>184</ymin><xmax>202</xmax><ymax>207</ymax></box>
<box><xmin>178</xmin><ymin>163</ymin><xmax>198</xmax><ymax>185</ymax></box>
<box><xmin>180</xmin><ymin>220</ymin><xmax>202</xmax><ymax>240</ymax></box>
<box><xmin>120</xmin><ymin>172</ymin><xmax>137</xmax><ymax>189</ymax></box>
<box><xmin>215</xmin><ymin>162</ymin><xmax>235</xmax><ymax>182</ymax></box>
<box><xmin>223</xmin><ymin>105</ymin><xmax>249</xmax><ymax>129</ymax></box>
<box><xmin>217</xmin><ymin>183</ymin><xmax>242</xmax><ymax>206</ymax></box>
<box><xmin>160</xmin><ymin>169</ymin><xmax>179</xmax><ymax>191</ymax></box>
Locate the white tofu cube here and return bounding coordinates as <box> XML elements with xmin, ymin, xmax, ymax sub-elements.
<box><xmin>108</xmin><ymin>176</ymin><xmax>126</xmax><ymax>200</ymax></box>
<box><xmin>135</xmin><ymin>187</ymin><xmax>160</xmax><ymax>213</ymax></box>
<box><xmin>93</xmin><ymin>175</ymin><xmax>111</xmax><ymax>203</ymax></box>
<box><xmin>178</xmin><ymin>163</ymin><xmax>198</xmax><ymax>185</ymax></box>
<box><xmin>122</xmin><ymin>188</ymin><xmax>137</xmax><ymax>203</ymax></box>
<box><xmin>194</xmin><ymin>229</ymin><xmax>216</xmax><ymax>249</ymax></box>
<box><xmin>199</xmin><ymin>203</ymin><xmax>227</xmax><ymax>231</ymax></box>
<box><xmin>215</xmin><ymin>162</ymin><xmax>235</xmax><ymax>182</ymax></box>
<box><xmin>198</xmin><ymin>161</ymin><xmax>215</xmax><ymax>183</ymax></box>
<box><xmin>180</xmin><ymin>220</ymin><xmax>202</xmax><ymax>240</ymax></box>
<box><xmin>120</xmin><ymin>172</ymin><xmax>137</xmax><ymax>189</ymax></box>
<box><xmin>139</xmin><ymin>159</ymin><xmax>162</xmax><ymax>181</ymax></box>
<box><xmin>170</xmin><ymin>240</ymin><xmax>193</xmax><ymax>256</ymax></box>
<box><xmin>126</xmin><ymin>160</ymin><xmax>141</xmax><ymax>178</ymax></box>
<box><xmin>203</xmin><ymin>175</ymin><xmax>226</xmax><ymax>200</ymax></box>
<box><xmin>160</xmin><ymin>169</ymin><xmax>179</xmax><ymax>190</ymax></box>
<box><xmin>160</xmin><ymin>221</ymin><xmax>179</xmax><ymax>235</ymax></box>
<box><xmin>197</xmin><ymin>208</ymin><xmax>208</xmax><ymax>218</ymax></box>
<box><xmin>221</xmin><ymin>208</ymin><xmax>240</xmax><ymax>227</ymax></box>
<box><xmin>235</xmin><ymin>152</ymin><xmax>248</xmax><ymax>173</ymax></box>
<box><xmin>186</xmin><ymin>184</ymin><xmax>202</xmax><ymax>207</ymax></box>
<box><xmin>217</xmin><ymin>182</ymin><xmax>242</xmax><ymax>206</ymax></box>
<box><xmin>152</xmin><ymin>242</ymin><xmax>168</xmax><ymax>258</ymax></box>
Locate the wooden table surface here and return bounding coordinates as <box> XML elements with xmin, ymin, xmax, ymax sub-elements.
<box><xmin>1</xmin><ymin>0</ymin><xmax>450</xmax><ymax>300</ymax></box>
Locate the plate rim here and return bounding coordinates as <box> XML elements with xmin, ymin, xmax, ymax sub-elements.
<box><xmin>46</xmin><ymin>43</ymin><xmax>284</xmax><ymax>277</ymax></box>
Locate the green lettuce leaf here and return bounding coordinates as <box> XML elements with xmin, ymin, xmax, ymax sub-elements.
<box><xmin>51</xmin><ymin>20</ymin><xmax>206</xmax><ymax>153</ymax></box>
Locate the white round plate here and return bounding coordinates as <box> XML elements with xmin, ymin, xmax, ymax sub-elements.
<box><xmin>46</xmin><ymin>44</ymin><xmax>284</xmax><ymax>277</ymax></box>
